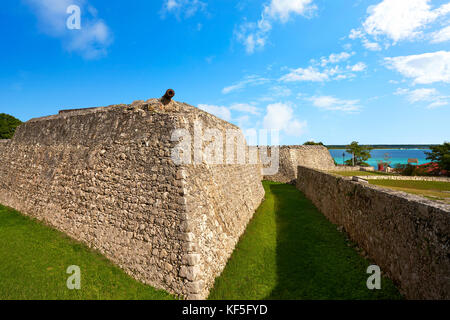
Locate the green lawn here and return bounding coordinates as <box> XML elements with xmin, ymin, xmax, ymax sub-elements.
<box><xmin>369</xmin><ymin>180</ymin><xmax>450</xmax><ymax>204</ymax></box>
<box><xmin>330</xmin><ymin>171</ymin><xmax>392</xmax><ymax>177</ymax></box>
<box><xmin>0</xmin><ymin>182</ymin><xmax>402</xmax><ymax>300</ymax></box>
<box><xmin>0</xmin><ymin>204</ymin><xmax>175</xmax><ymax>300</ymax></box>
<box><xmin>209</xmin><ymin>181</ymin><xmax>402</xmax><ymax>300</ymax></box>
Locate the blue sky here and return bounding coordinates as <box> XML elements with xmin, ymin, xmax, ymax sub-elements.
<box><xmin>1</xmin><ymin>0</ymin><xmax>449</xmax><ymax>145</ymax></box>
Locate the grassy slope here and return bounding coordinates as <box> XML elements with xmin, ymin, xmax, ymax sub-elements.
<box><xmin>369</xmin><ymin>180</ymin><xmax>450</xmax><ymax>203</ymax></box>
<box><xmin>330</xmin><ymin>171</ymin><xmax>391</xmax><ymax>177</ymax></box>
<box><xmin>0</xmin><ymin>182</ymin><xmax>403</xmax><ymax>300</ymax></box>
<box><xmin>368</xmin><ymin>180</ymin><xmax>450</xmax><ymax>191</ymax></box>
<box><xmin>209</xmin><ymin>182</ymin><xmax>402</xmax><ymax>300</ymax></box>
<box><xmin>0</xmin><ymin>204</ymin><xmax>175</xmax><ymax>300</ymax></box>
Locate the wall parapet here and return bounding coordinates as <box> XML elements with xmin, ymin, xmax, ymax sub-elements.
<box><xmin>331</xmin><ymin>165</ymin><xmax>367</xmax><ymax>171</ymax></box>
<box><xmin>0</xmin><ymin>99</ymin><xmax>264</xmax><ymax>300</ymax></box>
<box><xmin>261</xmin><ymin>145</ymin><xmax>336</xmax><ymax>183</ymax></box>
<box><xmin>296</xmin><ymin>165</ymin><xmax>450</xmax><ymax>299</ymax></box>
<box><xmin>354</xmin><ymin>175</ymin><xmax>450</xmax><ymax>182</ymax></box>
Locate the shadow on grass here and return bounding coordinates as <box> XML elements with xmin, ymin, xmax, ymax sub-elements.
<box><xmin>264</xmin><ymin>183</ymin><xmax>402</xmax><ymax>300</ymax></box>
<box><xmin>0</xmin><ymin>204</ymin><xmax>175</xmax><ymax>300</ymax></box>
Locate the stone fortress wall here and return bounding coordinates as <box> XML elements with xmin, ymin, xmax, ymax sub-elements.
<box><xmin>296</xmin><ymin>166</ymin><xmax>450</xmax><ymax>299</ymax></box>
<box><xmin>354</xmin><ymin>175</ymin><xmax>450</xmax><ymax>182</ymax></box>
<box><xmin>261</xmin><ymin>145</ymin><xmax>336</xmax><ymax>183</ymax></box>
<box><xmin>0</xmin><ymin>97</ymin><xmax>339</xmax><ymax>299</ymax></box>
<box><xmin>2</xmin><ymin>97</ymin><xmax>448</xmax><ymax>300</ymax></box>
<box><xmin>0</xmin><ymin>99</ymin><xmax>264</xmax><ymax>299</ymax></box>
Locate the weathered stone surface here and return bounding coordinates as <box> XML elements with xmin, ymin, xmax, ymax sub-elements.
<box><xmin>0</xmin><ymin>98</ymin><xmax>264</xmax><ymax>299</ymax></box>
<box><xmin>260</xmin><ymin>145</ymin><xmax>336</xmax><ymax>183</ymax></box>
<box><xmin>355</xmin><ymin>175</ymin><xmax>450</xmax><ymax>182</ymax></box>
<box><xmin>183</xmin><ymin>253</ymin><xmax>201</xmax><ymax>266</ymax></box>
<box><xmin>296</xmin><ymin>165</ymin><xmax>450</xmax><ymax>300</ymax></box>
<box><xmin>179</xmin><ymin>265</ymin><xmax>200</xmax><ymax>281</ymax></box>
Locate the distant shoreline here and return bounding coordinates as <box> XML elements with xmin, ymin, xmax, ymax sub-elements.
<box><xmin>326</xmin><ymin>145</ymin><xmax>437</xmax><ymax>150</ymax></box>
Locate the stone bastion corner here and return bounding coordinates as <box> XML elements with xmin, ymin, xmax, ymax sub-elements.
<box><xmin>0</xmin><ymin>98</ymin><xmax>265</xmax><ymax>299</ymax></box>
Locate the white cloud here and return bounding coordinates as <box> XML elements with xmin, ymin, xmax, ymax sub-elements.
<box><xmin>263</xmin><ymin>102</ymin><xmax>307</xmax><ymax>137</ymax></box>
<box><xmin>395</xmin><ymin>87</ymin><xmax>437</xmax><ymax>102</ymax></box>
<box><xmin>364</xmin><ymin>0</ymin><xmax>444</xmax><ymax>42</ymax></box>
<box><xmin>25</xmin><ymin>0</ymin><xmax>74</xmax><ymax>35</ymax></box>
<box><xmin>362</xmin><ymin>39</ymin><xmax>382</xmax><ymax>51</ymax></box>
<box><xmin>350</xmin><ymin>0</ymin><xmax>450</xmax><ymax>49</ymax></box>
<box><xmin>280</xmin><ymin>66</ymin><xmax>329</xmax><ymax>82</ymax></box>
<box><xmin>166</xmin><ymin>0</ymin><xmax>179</xmax><ymax>10</ymax></box>
<box><xmin>236</xmin><ymin>0</ymin><xmax>316</xmax><ymax>53</ymax></box>
<box><xmin>320</xmin><ymin>52</ymin><xmax>354</xmax><ymax>66</ymax></box>
<box><xmin>349</xmin><ymin>28</ymin><xmax>363</xmax><ymax>40</ymax></box>
<box><xmin>235</xmin><ymin>27</ymin><xmax>268</xmax><ymax>54</ymax></box>
<box><xmin>348</xmin><ymin>62</ymin><xmax>367</xmax><ymax>72</ymax></box>
<box><xmin>385</xmin><ymin>51</ymin><xmax>450</xmax><ymax>84</ymax></box>
<box><xmin>198</xmin><ymin>101</ymin><xmax>308</xmax><ymax>138</ymax></box>
<box><xmin>198</xmin><ymin>101</ymin><xmax>263</xmax><ymax>123</ymax></box>
<box><xmin>257</xmin><ymin>86</ymin><xmax>292</xmax><ymax>102</ymax></box>
<box><xmin>161</xmin><ymin>0</ymin><xmax>207</xmax><ymax>19</ymax></box>
<box><xmin>334</xmin><ymin>74</ymin><xmax>351</xmax><ymax>80</ymax></box>
<box><xmin>230</xmin><ymin>103</ymin><xmax>262</xmax><ymax>115</ymax></box>
<box><xmin>263</xmin><ymin>0</ymin><xmax>316</xmax><ymax>22</ymax></box>
<box><xmin>197</xmin><ymin>104</ymin><xmax>232</xmax><ymax>121</ymax></box>
<box><xmin>235</xmin><ymin>115</ymin><xmax>251</xmax><ymax>128</ymax></box>
<box><xmin>222</xmin><ymin>75</ymin><xmax>269</xmax><ymax>94</ymax></box>
<box><xmin>280</xmin><ymin>57</ymin><xmax>366</xmax><ymax>83</ymax></box>
<box><xmin>284</xmin><ymin>119</ymin><xmax>308</xmax><ymax>137</ymax></box>
<box><xmin>269</xmin><ymin>85</ymin><xmax>292</xmax><ymax>97</ymax></box>
<box><xmin>428</xmin><ymin>100</ymin><xmax>449</xmax><ymax>108</ymax></box>
<box><xmin>24</xmin><ymin>0</ymin><xmax>112</xmax><ymax>59</ymax></box>
<box><xmin>66</xmin><ymin>20</ymin><xmax>111</xmax><ymax>59</ymax></box>
<box><xmin>395</xmin><ymin>87</ymin><xmax>449</xmax><ymax>108</ymax></box>
<box><xmin>308</xmin><ymin>96</ymin><xmax>361</xmax><ymax>112</ymax></box>
<box><xmin>430</xmin><ymin>25</ymin><xmax>450</xmax><ymax>43</ymax></box>
<box><xmin>349</xmin><ymin>28</ymin><xmax>382</xmax><ymax>51</ymax></box>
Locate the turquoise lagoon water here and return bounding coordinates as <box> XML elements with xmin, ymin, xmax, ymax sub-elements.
<box><xmin>329</xmin><ymin>149</ymin><xmax>432</xmax><ymax>168</ymax></box>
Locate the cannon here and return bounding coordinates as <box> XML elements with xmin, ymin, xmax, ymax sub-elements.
<box><xmin>161</xmin><ymin>89</ymin><xmax>175</xmax><ymax>105</ymax></box>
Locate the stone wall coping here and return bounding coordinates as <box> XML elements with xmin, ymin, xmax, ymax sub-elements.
<box><xmin>279</xmin><ymin>145</ymin><xmax>329</xmax><ymax>150</ymax></box>
<box><xmin>296</xmin><ymin>165</ymin><xmax>450</xmax><ymax>299</ymax></box>
<box><xmin>355</xmin><ymin>175</ymin><xmax>450</xmax><ymax>182</ymax></box>
<box><xmin>331</xmin><ymin>166</ymin><xmax>363</xmax><ymax>171</ymax></box>
<box><xmin>248</xmin><ymin>145</ymin><xmax>329</xmax><ymax>149</ymax></box>
<box><xmin>24</xmin><ymin>99</ymin><xmax>239</xmax><ymax>130</ymax></box>
<box><xmin>303</xmin><ymin>166</ymin><xmax>450</xmax><ymax>212</ymax></box>
<box><xmin>0</xmin><ymin>99</ymin><xmax>263</xmax><ymax>299</ymax></box>
<box><xmin>27</xmin><ymin>105</ymin><xmax>124</xmax><ymax>123</ymax></box>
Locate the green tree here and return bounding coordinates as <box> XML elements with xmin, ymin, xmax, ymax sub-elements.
<box><xmin>345</xmin><ymin>141</ymin><xmax>373</xmax><ymax>166</ymax></box>
<box><xmin>425</xmin><ymin>142</ymin><xmax>450</xmax><ymax>171</ymax></box>
<box><xmin>0</xmin><ymin>113</ymin><xmax>22</xmax><ymax>139</ymax></box>
<box><xmin>303</xmin><ymin>141</ymin><xmax>324</xmax><ymax>146</ymax></box>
